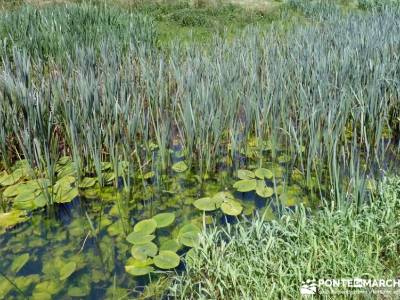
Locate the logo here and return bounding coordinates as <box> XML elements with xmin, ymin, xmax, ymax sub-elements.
<box><xmin>300</xmin><ymin>280</ymin><xmax>317</xmax><ymax>295</ymax></box>
<box><xmin>300</xmin><ymin>278</ymin><xmax>400</xmax><ymax>296</ymax></box>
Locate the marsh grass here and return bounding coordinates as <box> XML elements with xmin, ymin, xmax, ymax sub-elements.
<box><xmin>171</xmin><ymin>176</ymin><xmax>400</xmax><ymax>299</ymax></box>
<box><xmin>0</xmin><ymin>4</ymin><xmax>399</xmax><ymax>208</ymax></box>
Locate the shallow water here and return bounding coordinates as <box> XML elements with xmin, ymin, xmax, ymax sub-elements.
<box><xmin>1</xmin><ymin>165</ymin><xmax>297</xmax><ymax>299</ymax></box>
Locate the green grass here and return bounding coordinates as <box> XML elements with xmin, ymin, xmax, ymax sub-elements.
<box><xmin>171</xmin><ymin>176</ymin><xmax>400</xmax><ymax>299</ymax></box>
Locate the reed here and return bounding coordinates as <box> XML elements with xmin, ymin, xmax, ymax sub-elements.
<box><xmin>0</xmin><ymin>3</ymin><xmax>399</xmax><ymax>208</ymax></box>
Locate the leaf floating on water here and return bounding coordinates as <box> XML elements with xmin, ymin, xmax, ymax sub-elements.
<box><xmin>254</xmin><ymin>168</ymin><xmax>273</xmax><ymax>179</ymax></box>
<box><xmin>10</xmin><ymin>253</ymin><xmax>30</xmax><ymax>273</ymax></box>
<box><xmin>278</xmin><ymin>154</ymin><xmax>291</xmax><ymax>163</ymax></box>
<box><xmin>68</xmin><ymin>285</ymin><xmax>90</xmax><ymax>297</ymax></box>
<box><xmin>13</xmin><ymin>192</ymin><xmax>36</xmax><ymax>210</ymax></box>
<box><xmin>54</xmin><ymin>187</ymin><xmax>79</xmax><ymax>203</ymax></box>
<box><xmin>143</xmin><ymin>171</ymin><xmax>155</xmax><ymax>180</ymax></box>
<box><xmin>255</xmin><ymin>180</ymin><xmax>274</xmax><ymax>198</ymax></box>
<box><xmin>153</xmin><ymin>251</ymin><xmax>180</xmax><ymax>269</ymax></box>
<box><xmin>233</xmin><ymin>179</ymin><xmax>257</xmax><ymax>192</ymax></box>
<box><xmin>59</xmin><ymin>261</ymin><xmax>77</xmax><ymax>281</ymax></box>
<box><xmin>0</xmin><ymin>169</ymin><xmax>23</xmax><ymax>186</ymax></box>
<box><xmin>160</xmin><ymin>239</ymin><xmax>181</xmax><ymax>252</ymax></box>
<box><xmin>126</xmin><ymin>231</ymin><xmax>155</xmax><ymax>245</ymax></box>
<box><xmin>178</xmin><ymin>224</ymin><xmax>201</xmax><ymax>247</ymax></box>
<box><xmin>193</xmin><ymin>197</ymin><xmax>219</xmax><ymax>211</ymax></box>
<box><xmin>171</xmin><ymin>161</ymin><xmax>188</xmax><ymax>173</ymax></box>
<box><xmin>34</xmin><ymin>193</ymin><xmax>48</xmax><ymax>208</ymax></box>
<box><xmin>220</xmin><ymin>199</ymin><xmax>243</xmax><ymax>216</ymax></box>
<box><xmin>126</xmin><ymin>257</ymin><xmax>154</xmax><ymax>267</ymax></box>
<box><xmin>152</xmin><ymin>212</ymin><xmax>175</xmax><ymax>228</ymax></box>
<box><xmin>212</xmin><ymin>191</ymin><xmax>234</xmax><ymax>206</ymax></box>
<box><xmin>125</xmin><ymin>265</ymin><xmax>154</xmax><ymax>276</ymax></box>
<box><xmin>131</xmin><ymin>242</ymin><xmax>158</xmax><ymax>260</ymax></box>
<box><xmin>134</xmin><ymin>219</ymin><xmax>157</xmax><ymax>234</ymax></box>
<box><xmin>237</xmin><ymin>169</ymin><xmax>255</xmax><ymax>180</ymax></box>
<box><xmin>0</xmin><ymin>210</ymin><xmax>28</xmax><ymax>229</ymax></box>
<box><xmin>78</xmin><ymin>177</ymin><xmax>97</xmax><ymax>189</ymax></box>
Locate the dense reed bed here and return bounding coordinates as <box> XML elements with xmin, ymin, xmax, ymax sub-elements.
<box><xmin>0</xmin><ymin>4</ymin><xmax>399</xmax><ymax>207</ymax></box>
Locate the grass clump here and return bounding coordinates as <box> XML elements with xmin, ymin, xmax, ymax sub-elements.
<box><xmin>0</xmin><ymin>3</ymin><xmax>156</xmax><ymax>62</ymax></box>
<box><xmin>171</xmin><ymin>176</ymin><xmax>400</xmax><ymax>298</ymax></box>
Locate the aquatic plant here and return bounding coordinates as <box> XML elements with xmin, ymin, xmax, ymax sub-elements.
<box><xmin>1</xmin><ymin>4</ymin><xmax>398</xmax><ymax>212</ymax></box>
<box><xmin>171</xmin><ymin>176</ymin><xmax>400</xmax><ymax>298</ymax></box>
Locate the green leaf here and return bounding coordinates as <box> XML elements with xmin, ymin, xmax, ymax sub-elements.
<box><xmin>0</xmin><ymin>210</ymin><xmax>28</xmax><ymax>229</ymax></box>
<box><xmin>255</xmin><ymin>180</ymin><xmax>274</xmax><ymax>198</ymax></box>
<box><xmin>10</xmin><ymin>253</ymin><xmax>29</xmax><ymax>273</ymax></box>
<box><xmin>126</xmin><ymin>231</ymin><xmax>155</xmax><ymax>245</ymax></box>
<box><xmin>178</xmin><ymin>224</ymin><xmax>201</xmax><ymax>247</ymax></box>
<box><xmin>153</xmin><ymin>251</ymin><xmax>180</xmax><ymax>269</ymax></box>
<box><xmin>220</xmin><ymin>199</ymin><xmax>243</xmax><ymax>216</ymax></box>
<box><xmin>125</xmin><ymin>265</ymin><xmax>154</xmax><ymax>276</ymax></box>
<box><xmin>134</xmin><ymin>219</ymin><xmax>157</xmax><ymax>234</ymax></box>
<box><xmin>233</xmin><ymin>179</ymin><xmax>257</xmax><ymax>192</ymax></box>
<box><xmin>60</xmin><ymin>262</ymin><xmax>77</xmax><ymax>281</ymax></box>
<box><xmin>131</xmin><ymin>242</ymin><xmax>158</xmax><ymax>260</ymax></box>
<box><xmin>193</xmin><ymin>197</ymin><xmax>220</xmax><ymax>211</ymax></box>
<box><xmin>254</xmin><ymin>168</ymin><xmax>273</xmax><ymax>179</ymax></box>
<box><xmin>78</xmin><ymin>177</ymin><xmax>97</xmax><ymax>189</ymax></box>
<box><xmin>54</xmin><ymin>187</ymin><xmax>79</xmax><ymax>203</ymax></box>
<box><xmin>0</xmin><ymin>169</ymin><xmax>23</xmax><ymax>186</ymax></box>
<box><xmin>171</xmin><ymin>161</ymin><xmax>188</xmax><ymax>173</ymax></box>
<box><xmin>237</xmin><ymin>169</ymin><xmax>255</xmax><ymax>180</ymax></box>
<box><xmin>152</xmin><ymin>212</ymin><xmax>175</xmax><ymax>228</ymax></box>
<box><xmin>160</xmin><ymin>239</ymin><xmax>181</xmax><ymax>252</ymax></box>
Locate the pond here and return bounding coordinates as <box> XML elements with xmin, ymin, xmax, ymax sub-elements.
<box><xmin>0</xmin><ymin>150</ymin><xmax>364</xmax><ymax>299</ymax></box>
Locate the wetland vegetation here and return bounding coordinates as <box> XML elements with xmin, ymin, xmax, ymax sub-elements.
<box><xmin>0</xmin><ymin>0</ymin><xmax>399</xmax><ymax>299</ymax></box>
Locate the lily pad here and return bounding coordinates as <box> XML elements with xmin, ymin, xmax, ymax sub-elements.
<box><xmin>254</xmin><ymin>168</ymin><xmax>273</xmax><ymax>179</ymax></box>
<box><xmin>153</xmin><ymin>251</ymin><xmax>180</xmax><ymax>269</ymax></box>
<box><xmin>171</xmin><ymin>161</ymin><xmax>188</xmax><ymax>173</ymax></box>
<box><xmin>237</xmin><ymin>169</ymin><xmax>255</xmax><ymax>180</ymax></box>
<box><xmin>0</xmin><ymin>210</ymin><xmax>28</xmax><ymax>229</ymax></box>
<box><xmin>220</xmin><ymin>199</ymin><xmax>243</xmax><ymax>216</ymax></box>
<box><xmin>0</xmin><ymin>169</ymin><xmax>23</xmax><ymax>186</ymax></box>
<box><xmin>131</xmin><ymin>242</ymin><xmax>158</xmax><ymax>260</ymax></box>
<box><xmin>160</xmin><ymin>239</ymin><xmax>181</xmax><ymax>252</ymax></box>
<box><xmin>152</xmin><ymin>212</ymin><xmax>175</xmax><ymax>228</ymax></box>
<box><xmin>278</xmin><ymin>154</ymin><xmax>291</xmax><ymax>163</ymax></box>
<box><xmin>13</xmin><ymin>192</ymin><xmax>36</xmax><ymax>210</ymax></box>
<box><xmin>78</xmin><ymin>177</ymin><xmax>97</xmax><ymax>189</ymax></box>
<box><xmin>60</xmin><ymin>262</ymin><xmax>77</xmax><ymax>280</ymax></box>
<box><xmin>212</xmin><ymin>191</ymin><xmax>234</xmax><ymax>206</ymax></box>
<box><xmin>68</xmin><ymin>285</ymin><xmax>90</xmax><ymax>297</ymax></box>
<box><xmin>125</xmin><ymin>265</ymin><xmax>154</xmax><ymax>276</ymax></box>
<box><xmin>34</xmin><ymin>193</ymin><xmax>48</xmax><ymax>208</ymax></box>
<box><xmin>10</xmin><ymin>253</ymin><xmax>30</xmax><ymax>273</ymax></box>
<box><xmin>255</xmin><ymin>181</ymin><xmax>274</xmax><ymax>198</ymax></box>
<box><xmin>233</xmin><ymin>179</ymin><xmax>257</xmax><ymax>192</ymax></box>
<box><xmin>178</xmin><ymin>224</ymin><xmax>201</xmax><ymax>247</ymax></box>
<box><xmin>126</xmin><ymin>231</ymin><xmax>155</xmax><ymax>245</ymax></box>
<box><xmin>193</xmin><ymin>197</ymin><xmax>219</xmax><ymax>211</ymax></box>
<box><xmin>126</xmin><ymin>257</ymin><xmax>154</xmax><ymax>267</ymax></box>
<box><xmin>3</xmin><ymin>183</ymin><xmax>30</xmax><ymax>198</ymax></box>
<box><xmin>134</xmin><ymin>219</ymin><xmax>157</xmax><ymax>234</ymax></box>
<box><xmin>143</xmin><ymin>171</ymin><xmax>155</xmax><ymax>180</ymax></box>
<box><xmin>54</xmin><ymin>187</ymin><xmax>79</xmax><ymax>203</ymax></box>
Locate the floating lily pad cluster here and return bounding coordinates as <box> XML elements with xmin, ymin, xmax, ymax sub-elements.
<box><xmin>233</xmin><ymin>168</ymin><xmax>275</xmax><ymax>198</ymax></box>
<box><xmin>194</xmin><ymin>191</ymin><xmax>243</xmax><ymax>216</ymax></box>
<box><xmin>124</xmin><ymin>212</ymin><xmax>200</xmax><ymax>276</ymax></box>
